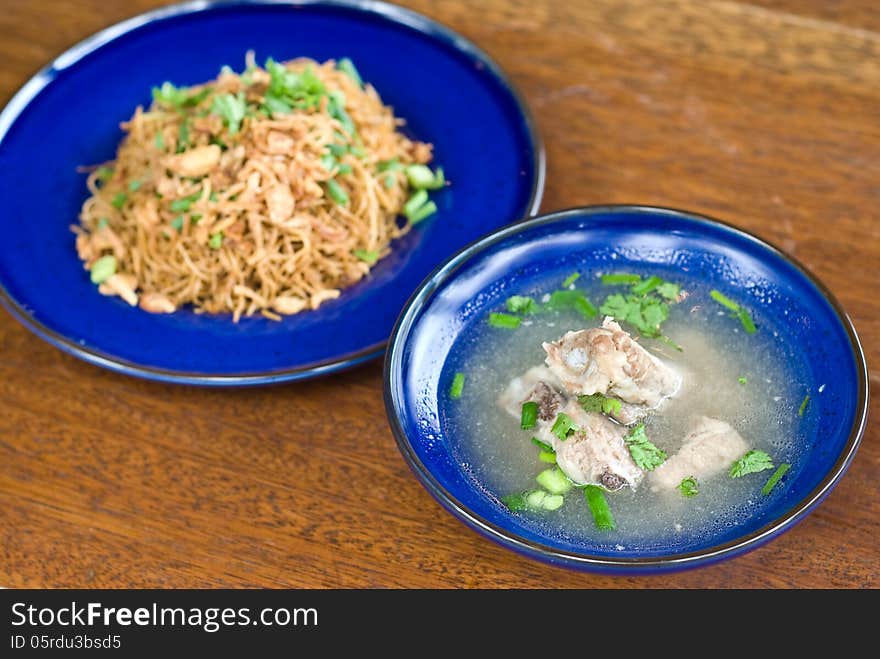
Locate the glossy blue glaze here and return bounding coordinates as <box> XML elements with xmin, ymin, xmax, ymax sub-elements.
<box><xmin>0</xmin><ymin>0</ymin><xmax>543</xmax><ymax>384</ymax></box>
<box><xmin>384</xmin><ymin>206</ymin><xmax>868</xmax><ymax>573</ymax></box>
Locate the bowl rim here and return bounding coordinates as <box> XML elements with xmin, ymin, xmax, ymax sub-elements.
<box><xmin>383</xmin><ymin>204</ymin><xmax>869</xmax><ymax>570</ymax></box>
<box><xmin>0</xmin><ymin>0</ymin><xmax>545</xmax><ymax>386</ymax></box>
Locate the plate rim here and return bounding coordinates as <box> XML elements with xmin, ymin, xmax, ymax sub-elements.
<box><xmin>383</xmin><ymin>204</ymin><xmax>869</xmax><ymax>572</ymax></box>
<box><xmin>0</xmin><ymin>0</ymin><xmax>545</xmax><ymax>386</ymax></box>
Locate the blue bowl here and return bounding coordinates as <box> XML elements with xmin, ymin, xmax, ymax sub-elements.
<box><xmin>0</xmin><ymin>0</ymin><xmax>543</xmax><ymax>385</ymax></box>
<box><xmin>384</xmin><ymin>205</ymin><xmax>868</xmax><ymax>573</ymax></box>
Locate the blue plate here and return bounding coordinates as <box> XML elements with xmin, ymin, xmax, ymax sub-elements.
<box><xmin>384</xmin><ymin>206</ymin><xmax>868</xmax><ymax>573</ymax></box>
<box><xmin>0</xmin><ymin>0</ymin><xmax>543</xmax><ymax>385</ymax></box>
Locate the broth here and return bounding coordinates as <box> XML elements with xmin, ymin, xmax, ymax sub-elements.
<box><xmin>443</xmin><ymin>272</ymin><xmax>805</xmax><ymax>548</ymax></box>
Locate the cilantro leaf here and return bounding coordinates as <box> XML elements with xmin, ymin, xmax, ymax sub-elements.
<box><xmin>624</xmin><ymin>424</ymin><xmax>667</xmax><ymax>471</ymax></box>
<box><xmin>211</xmin><ymin>92</ymin><xmax>247</xmax><ymax>134</ymax></box>
<box><xmin>599</xmin><ymin>293</ymin><xmax>668</xmax><ymax>338</ymax></box>
<box><xmin>506</xmin><ymin>295</ymin><xmax>538</xmax><ymax>315</ymax></box>
<box><xmin>578</xmin><ymin>393</ymin><xmax>622</xmax><ymax>417</ymax></box>
<box><xmin>656</xmin><ymin>282</ymin><xmax>681</xmax><ymax>300</ymax></box>
<box><xmin>729</xmin><ymin>450</ymin><xmax>774</xmax><ymax>478</ymax></box>
<box><xmin>678</xmin><ymin>476</ymin><xmax>698</xmax><ymax>497</ymax></box>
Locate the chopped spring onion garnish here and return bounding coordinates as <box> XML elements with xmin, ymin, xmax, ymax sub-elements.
<box><xmin>403</xmin><ymin>189</ymin><xmax>428</xmax><ymax>217</ymax></box>
<box><xmin>377</xmin><ymin>158</ymin><xmax>402</xmax><ymax>172</ymax></box>
<box><xmin>170</xmin><ymin>215</ymin><xmax>184</xmax><ymax>232</ymax></box>
<box><xmin>506</xmin><ymin>295</ymin><xmax>538</xmax><ymax>314</ymax></box>
<box><xmin>353</xmin><ymin>249</ymin><xmax>379</xmax><ymax>265</ymax></box>
<box><xmin>678</xmin><ymin>476</ymin><xmax>699</xmax><ymax>498</ymax></box>
<box><xmin>449</xmin><ymin>372</ymin><xmax>465</xmax><ymax>399</ymax></box>
<box><xmin>798</xmin><ymin>394</ymin><xmax>810</xmax><ymax>417</ymax></box>
<box><xmin>584</xmin><ymin>485</ymin><xmax>616</xmax><ymax>530</ymax></box>
<box><xmin>538</xmin><ymin>451</ymin><xmax>557</xmax><ymax>464</ymax></box>
<box><xmin>95</xmin><ymin>166</ymin><xmax>114</xmax><ymax>184</ymax></box>
<box><xmin>190</xmin><ymin>214</ymin><xmax>202</xmax><ymax>224</ymax></box>
<box><xmin>128</xmin><ymin>179</ymin><xmax>142</xmax><ymax>192</ymax></box>
<box><xmin>738</xmin><ymin>376</ymin><xmax>748</xmax><ymax>385</ymax></box>
<box><xmin>211</xmin><ymin>91</ymin><xmax>248</xmax><ymax>134</ymax></box>
<box><xmin>729</xmin><ymin>450</ymin><xmax>774</xmax><ymax>478</ymax></box>
<box><xmin>536</xmin><ymin>468</ymin><xmax>572</xmax><ymax>495</ymax></box>
<box><xmin>709</xmin><ymin>289</ymin><xmax>757</xmax><ymax>334</ymax></box>
<box><xmin>545</xmin><ymin>290</ymin><xmax>597</xmax><ymax>320</ymax></box>
<box><xmin>488</xmin><ymin>312</ymin><xmax>521</xmax><ymax>329</ymax></box>
<box><xmin>502</xmin><ymin>490</ymin><xmax>563</xmax><ymax>512</ymax></box>
<box><xmin>325</xmin><ymin>179</ymin><xmax>349</xmax><ymax>205</ymax></box>
<box><xmin>111</xmin><ymin>192</ymin><xmax>128</xmax><ymax>209</ymax></box>
<box><xmin>551</xmin><ymin>413</ymin><xmax>576</xmax><ymax>441</ymax></box>
<box><xmin>761</xmin><ymin>463</ymin><xmax>791</xmax><ymax>495</ymax></box>
<box><xmin>578</xmin><ymin>393</ymin><xmax>622</xmax><ymax>416</ymax></box>
<box><xmin>337</xmin><ymin>57</ymin><xmax>363</xmax><ymax>87</ymax></box>
<box><xmin>328</xmin><ymin>143</ymin><xmax>348</xmax><ymax>157</ymax></box>
<box><xmin>209</xmin><ymin>192</ymin><xmax>219</xmax><ymax>202</ymax></box>
<box><xmin>177</xmin><ymin>119</ymin><xmax>191</xmax><ymax>152</ymax></box>
<box><xmin>631</xmin><ymin>275</ymin><xmax>664</xmax><ymax>296</ymax></box>
<box><xmin>530</xmin><ymin>437</ymin><xmax>553</xmax><ymax>452</ymax></box>
<box><xmin>336</xmin><ymin>163</ymin><xmax>352</xmax><ymax>176</ymax></box>
<box><xmin>169</xmin><ymin>190</ymin><xmax>202</xmax><ymax>213</ymax></box>
<box><xmin>520</xmin><ymin>401</ymin><xmax>539</xmax><ymax>430</ymax></box>
<box><xmin>601</xmin><ymin>273</ymin><xmax>642</xmax><ymax>285</ymax></box>
<box><xmin>384</xmin><ymin>174</ymin><xmax>396</xmax><ymax>189</ymax></box>
<box><xmin>408</xmin><ymin>200</ymin><xmax>437</xmax><ymax>224</ymax></box>
<box><xmin>209</xmin><ymin>232</ymin><xmax>223</xmax><ymax>249</ymax></box>
<box><xmin>562</xmin><ymin>272</ymin><xmax>580</xmax><ymax>288</ymax></box>
<box><xmin>405</xmin><ymin>164</ymin><xmax>444</xmax><ymax>190</ymax></box>
<box><xmin>89</xmin><ymin>255</ymin><xmax>117</xmax><ymax>284</ymax></box>
<box><xmin>96</xmin><ymin>218</ymin><xmax>109</xmax><ymax>230</ymax></box>
<box><xmin>624</xmin><ymin>424</ymin><xmax>667</xmax><ymax>471</ymax></box>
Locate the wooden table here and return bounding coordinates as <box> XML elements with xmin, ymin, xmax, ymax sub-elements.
<box><xmin>1</xmin><ymin>0</ymin><xmax>876</xmax><ymax>589</ymax></box>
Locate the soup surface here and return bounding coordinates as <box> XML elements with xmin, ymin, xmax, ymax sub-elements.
<box><xmin>443</xmin><ymin>270</ymin><xmax>806</xmax><ymax>548</ymax></box>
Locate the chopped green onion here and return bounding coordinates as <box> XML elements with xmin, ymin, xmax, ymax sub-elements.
<box><xmin>601</xmin><ymin>273</ymin><xmax>642</xmax><ymax>285</ymax></box>
<box><xmin>501</xmin><ymin>493</ymin><xmax>527</xmax><ymax>512</ymax></box>
<box><xmin>89</xmin><ymin>255</ymin><xmax>117</xmax><ymax>284</ymax></box>
<box><xmin>573</xmin><ymin>296</ymin><xmax>598</xmax><ymax>320</ymax></box>
<box><xmin>531</xmin><ymin>437</ymin><xmax>553</xmax><ymax>452</ymax></box>
<box><xmin>111</xmin><ymin>192</ymin><xmax>127</xmax><ymax>209</ymax></box>
<box><xmin>95</xmin><ymin>166</ymin><xmax>114</xmax><ymax>183</ymax></box>
<box><xmin>377</xmin><ymin>158</ymin><xmax>401</xmax><ymax>172</ymax></box>
<box><xmin>211</xmin><ymin>91</ymin><xmax>248</xmax><ymax>134</ymax></box>
<box><xmin>128</xmin><ymin>179</ymin><xmax>142</xmax><ymax>192</ymax></box>
<box><xmin>405</xmin><ymin>164</ymin><xmax>437</xmax><ymax>189</ymax></box>
<box><xmin>678</xmin><ymin>476</ymin><xmax>699</xmax><ymax>498</ymax></box>
<box><xmin>190</xmin><ymin>214</ymin><xmax>202</xmax><ymax>224</ymax></box>
<box><xmin>403</xmin><ymin>189</ymin><xmax>428</xmax><ymax>217</ymax></box>
<box><xmin>729</xmin><ymin>450</ymin><xmax>774</xmax><ymax>478</ymax></box>
<box><xmin>449</xmin><ymin>372</ymin><xmax>465</xmax><ymax>399</ymax></box>
<box><xmin>328</xmin><ymin>143</ymin><xmax>348</xmax><ymax>157</ymax></box>
<box><xmin>336</xmin><ymin>163</ymin><xmax>352</xmax><ymax>176</ymax></box>
<box><xmin>170</xmin><ymin>215</ymin><xmax>184</xmax><ymax>232</ymax></box>
<box><xmin>624</xmin><ymin>423</ymin><xmax>667</xmax><ymax>471</ymax></box>
<box><xmin>504</xmin><ymin>490</ymin><xmax>563</xmax><ymax>512</ymax></box>
<box><xmin>209</xmin><ymin>192</ymin><xmax>219</xmax><ymax>203</ymax></box>
<box><xmin>407</xmin><ymin>200</ymin><xmax>437</xmax><ymax>224</ymax></box>
<box><xmin>738</xmin><ymin>309</ymin><xmax>757</xmax><ymax>334</ymax></box>
<box><xmin>506</xmin><ymin>295</ymin><xmax>538</xmax><ymax>314</ymax></box>
<box><xmin>96</xmin><ymin>218</ymin><xmax>109</xmax><ymax>230</ymax></box>
<box><xmin>738</xmin><ymin>376</ymin><xmax>748</xmax><ymax>385</ymax></box>
<box><xmin>325</xmin><ymin>179</ymin><xmax>349</xmax><ymax>205</ymax></box>
<box><xmin>551</xmin><ymin>413</ymin><xmax>576</xmax><ymax>441</ymax></box>
<box><xmin>488</xmin><ymin>312</ymin><xmax>521</xmax><ymax>329</ymax></box>
<box><xmin>177</xmin><ymin>119</ymin><xmax>190</xmax><ymax>152</ymax></box>
<box><xmin>337</xmin><ymin>57</ymin><xmax>363</xmax><ymax>86</ymax></box>
<box><xmin>353</xmin><ymin>248</ymin><xmax>379</xmax><ymax>265</ymax></box>
<box><xmin>562</xmin><ymin>272</ymin><xmax>580</xmax><ymax>288</ymax></box>
<box><xmin>631</xmin><ymin>275</ymin><xmax>663</xmax><ymax>296</ymax></box>
<box><xmin>798</xmin><ymin>394</ymin><xmax>810</xmax><ymax>417</ymax></box>
<box><xmin>536</xmin><ymin>468</ymin><xmax>572</xmax><ymax>495</ymax></box>
<box><xmin>709</xmin><ymin>289</ymin><xmax>740</xmax><ymax>312</ymax></box>
<box><xmin>169</xmin><ymin>190</ymin><xmax>202</xmax><ymax>213</ymax></box>
<box><xmin>583</xmin><ymin>485</ymin><xmax>615</xmax><ymax>530</ymax></box>
<box><xmin>761</xmin><ymin>463</ymin><xmax>791</xmax><ymax>495</ymax></box>
<box><xmin>538</xmin><ymin>451</ymin><xmax>557</xmax><ymax>464</ymax></box>
<box><xmin>154</xmin><ymin>132</ymin><xmax>165</xmax><ymax>150</ymax></box>
<box><xmin>542</xmin><ymin>493</ymin><xmax>564</xmax><ymax>511</ymax></box>
<box><xmin>209</xmin><ymin>232</ymin><xmax>223</xmax><ymax>249</ymax></box>
<box><xmin>520</xmin><ymin>401</ymin><xmax>539</xmax><ymax>430</ymax></box>
<box><xmin>384</xmin><ymin>173</ymin><xmax>396</xmax><ymax>189</ymax></box>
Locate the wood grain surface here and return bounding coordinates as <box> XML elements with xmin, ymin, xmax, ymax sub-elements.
<box><xmin>0</xmin><ymin>0</ymin><xmax>877</xmax><ymax>588</ymax></box>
